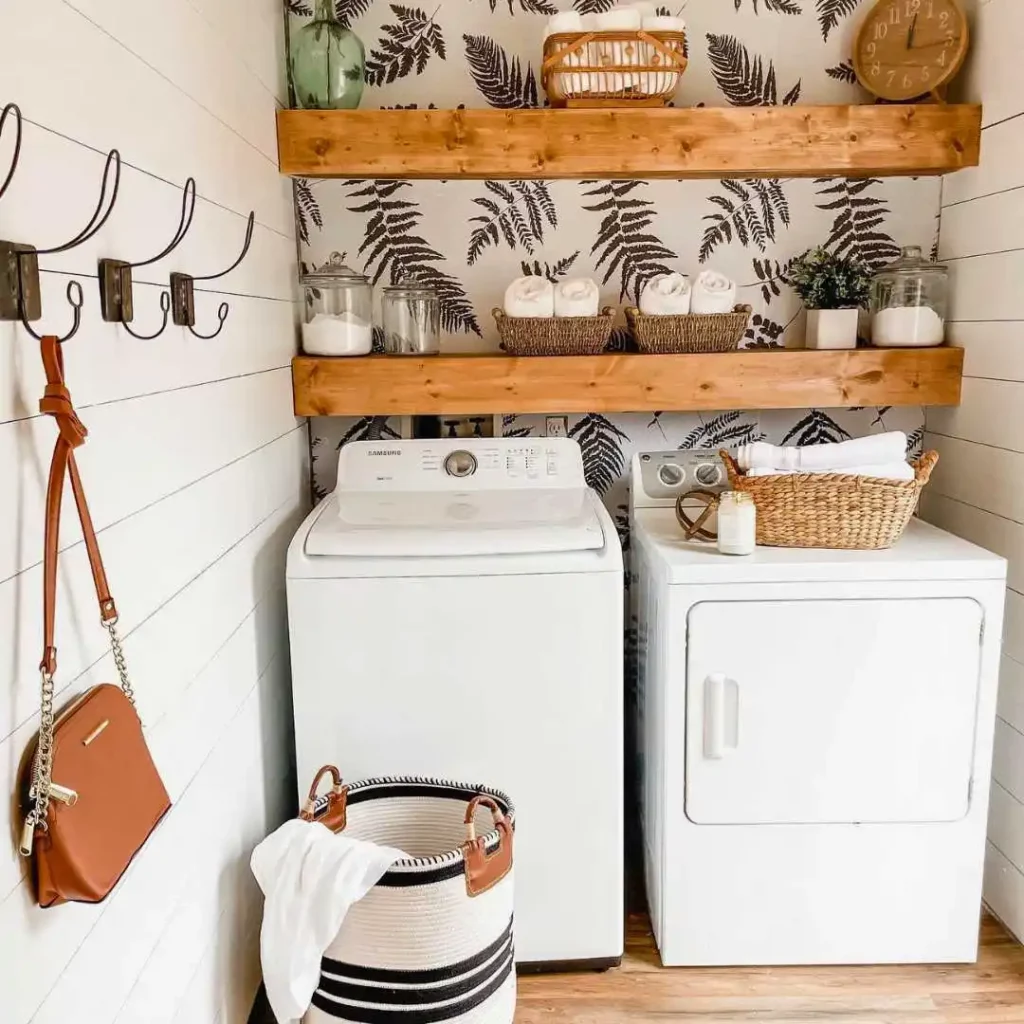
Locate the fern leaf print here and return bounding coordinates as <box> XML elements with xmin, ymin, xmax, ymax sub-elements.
<box><xmin>345</xmin><ymin>178</ymin><xmax>480</xmax><ymax>335</ymax></box>
<box><xmin>468</xmin><ymin>181</ymin><xmax>558</xmax><ymax>265</ymax></box>
<box><xmin>680</xmin><ymin>412</ymin><xmax>763</xmax><ymax>448</ymax></box>
<box><xmin>294</xmin><ymin>178</ymin><xmax>323</xmax><ymax>246</ymax></box>
<box><xmin>707</xmin><ymin>34</ymin><xmax>801</xmax><ymax>106</ymax></box>
<box><xmin>478</xmin><ymin>0</ymin><xmax>558</xmax><ymax>13</ymax></box>
<box><xmin>700</xmin><ymin>179</ymin><xmax>790</xmax><ymax>262</ymax></box>
<box><xmin>365</xmin><ymin>5</ymin><xmax>446</xmax><ymax>86</ymax></box>
<box><xmin>573</xmin><ymin>0</ymin><xmax>617</xmax><ymax>13</ymax></box>
<box><xmin>463</xmin><ymin>35</ymin><xmax>539</xmax><ymax>108</ymax></box>
<box><xmin>569</xmin><ymin>414</ymin><xmax>630</xmax><ymax>497</ymax></box>
<box><xmin>339</xmin><ymin>416</ymin><xmax>402</xmax><ymax>446</ymax></box>
<box><xmin>334</xmin><ymin>0</ymin><xmax>373</xmax><ymax>27</ymax></box>
<box><xmin>815</xmin><ymin>177</ymin><xmax>901</xmax><ymax>269</ymax></box>
<box><xmin>582</xmin><ymin>180</ymin><xmax>676</xmax><ymax>303</ymax></box>
<box><xmin>816</xmin><ymin>0</ymin><xmax>859</xmax><ymax>41</ymax></box>
<box><xmin>733</xmin><ymin>0</ymin><xmax>802</xmax><ymax>12</ymax></box>
<box><xmin>286</xmin><ymin>0</ymin><xmax>312</xmax><ymax>13</ymax></box>
<box><xmin>782</xmin><ymin>410</ymin><xmax>852</xmax><ymax>446</ymax></box>
<box><xmin>520</xmin><ymin>253</ymin><xmax>581</xmax><ymax>281</ymax></box>
<box><xmin>826</xmin><ymin>59</ymin><xmax>857</xmax><ymax>83</ymax></box>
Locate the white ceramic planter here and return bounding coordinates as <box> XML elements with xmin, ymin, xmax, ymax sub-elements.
<box><xmin>805</xmin><ymin>308</ymin><xmax>859</xmax><ymax>350</ymax></box>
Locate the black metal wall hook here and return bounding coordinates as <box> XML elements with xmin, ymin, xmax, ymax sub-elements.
<box><xmin>19</xmin><ymin>280</ymin><xmax>84</xmax><ymax>343</ymax></box>
<box><xmin>2</xmin><ymin>148</ymin><xmax>121</xmax><ymax>335</ymax></box>
<box><xmin>170</xmin><ymin>210</ymin><xmax>254</xmax><ymax>339</ymax></box>
<box><xmin>99</xmin><ymin>177</ymin><xmax>196</xmax><ymax>338</ymax></box>
<box><xmin>0</xmin><ymin>102</ymin><xmax>23</xmax><ymax>202</ymax></box>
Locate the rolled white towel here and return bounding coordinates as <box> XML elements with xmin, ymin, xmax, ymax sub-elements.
<box><xmin>554</xmin><ymin>277</ymin><xmax>600</xmax><ymax>317</ymax></box>
<box><xmin>581</xmin><ymin>12</ymin><xmax>599</xmax><ymax>30</ymax></box>
<box><xmin>504</xmin><ymin>276</ymin><xmax>555</xmax><ymax>318</ymax></box>
<box><xmin>639</xmin><ymin>273</ymin><xmax>692</xmax><ymax>315</ymax></box>
<box><xmin>544</xmin><ymin>11</ymin><xmax>584</xmax><ymax>37</ymax></box>
<box><xmin>629</xmin><ymin>1</ymin><xmax>658</xmax><ymax>18</ymax></box>
<box><xmin>736</xmin><ymin>432</ymin><xmax>909</xmax><ymax>473</ymax></box>
<box><xmin>595</xmin><ymin>6</ymin><xmax>642</xmax><ymax>28</ymax></box>
<box><xmin>746</xmin><ymin>462</ymin><xmax>915</xmax><ymax>482</ymax></box>
<box><xmin>595</xmin><ymin>6</ymin><xmax>642</xmax><ymax>92</ymax></box>
<box><xmin>691</xmin><ymin>270</ymin><xmax>738</xmax><ymax>314</ymax></box>
<box><xmin>642</xmin><ymin>14</ymin><xmax>685</xmax><ymax>30</ymax></box>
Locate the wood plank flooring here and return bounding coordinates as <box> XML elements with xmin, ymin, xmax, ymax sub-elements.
<box><xmin>249</xmin><ymin>911</ymin><xmax>1024</xmax><ymax>1023</ymax></box>
<box><xmin>513</xmin><ymin>913</ymin><xmax>1024</xmax><ymax>1024</ymax></box>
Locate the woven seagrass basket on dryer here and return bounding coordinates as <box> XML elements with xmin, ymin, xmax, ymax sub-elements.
<box><xmin>300</xmin><ymin>766</ymin><xmax>516</xmax><ymax>1024</ymax></box>
<box><xmin>720</xmin><ymin>449</ymin><xmax>939</xmax><ymax>551</ymax></box>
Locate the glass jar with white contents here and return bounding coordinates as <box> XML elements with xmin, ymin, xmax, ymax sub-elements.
<box><xmin>381</xmin><ymin>280</ymin><xmax>441</xmax><ymax>355</ymax></box>
<box><xmin>717</xmin><ymin>492</ymin><xmax>757</xmax><ymax>556</ymax></box>
<box><xmin>301</xmin><ymin>254</ymin><xmax>373</xmax><ymax>356</ymax></box>
<box><xmin>870</xmin><ymin>246</ymin><xmax>947</xmax><ymax>348</ymax></box>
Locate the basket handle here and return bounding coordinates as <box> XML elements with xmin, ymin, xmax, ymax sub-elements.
<box><xmin>462</xmin><ymin>794</ymin><xmax>513</xmax><ymax>898</ymax></box>
<box><xmin>719</xmin><ymin>450</ymin><xmax>743</xmax><ymax>485</ymax></box>
<box><xmin>675</xmin><ymin>489</ymin><xmax>720</xmax><ymax>541</ymax></box>
<box><xmin>299</xmin><ymin>764</ymin><xmax>348</xmax><ymax>833</ymax></box>
<box><xmin>914</xmin><ymin>450</ymin><xmax>939</xmax><ymax>485</ymax></box>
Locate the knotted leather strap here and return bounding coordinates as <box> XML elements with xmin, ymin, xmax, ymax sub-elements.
<box><xmin>38</xmin><ymin>336</ymin><xmax>117</xmax><ymax>676</ymax></box>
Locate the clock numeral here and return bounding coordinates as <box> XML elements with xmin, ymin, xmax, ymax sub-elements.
<box><xmin>925</xmin><ymin>0</ymin><xmax>934</xmax><ymax>16</ymax></box>
<box><xmin>902</xmin><ymin>72</ymin><xmax>913</xmax><ymax>89</ymax></box>
<box><xmin>887</xmin><ymin>70</ymin><xmax>896</xmax><ymax>86</ymax></box>
<box><xmin>939</xmin><ymin>48</ymin><xmax>947</xmax><ymax>66</ymax></box>
<box><xmin>888</xmin><ymin>4</ymin><xmax>900</xmax><ymax>23</ymax></box>
<box><xmin>871</xmin><ymin>62</ymin><xmax>881</xmax><ymax>78</ymax></box>
<box><xmin>945</xmin><ymin>30</ymin><xmax>955</xmax><ymax>43</ymax></box>
<box><xmin>866</xmin><ymin>41</ymin><xmax>877</xmax><ymax>58</ymax></box>
<box><xmin>874</xmin><ymin>21</ymin><xmax>889</xmax><ymax>39</ymax></box>
<box><xmin>939</xmin><ymin>10</ymin><xmax>949</xmax><ymax>27</ymax></box>
<box><xmin>905</xmin><ymin>0</ymin><xmax>920</xmax><ymax>13</ymax></box>
<box><xmin>921</xmin><ymin>66</ymin><xmax>931</xmax><ymax>81</ymax></box>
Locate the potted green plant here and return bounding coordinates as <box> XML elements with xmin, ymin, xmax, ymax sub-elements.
<box><xmin>789</xmin><ymin>247</ymin><xmax>872</xmax><ymax>350</ymax></box>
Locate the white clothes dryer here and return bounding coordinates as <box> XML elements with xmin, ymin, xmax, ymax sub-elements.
<box><xmin>287</xmin><ymin>438</ymin><xmax>624</xmax><ymax>967</ymax></box>
<box><xmin>629</xmin><ymin>449</ymin><xmax>1007</xmax><ymax>966</ymax></box>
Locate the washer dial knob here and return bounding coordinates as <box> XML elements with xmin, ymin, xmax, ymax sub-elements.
<box><xmin>657</xmin><ymin>463</ymin><xmax>685</xmax><ymax>487</ymax></box>
<box><xmin>444</xmin><ymin>450</ymin><xmax>478</xmax><ymax>478</ymax></box>
<box><xmin>694</xmin><ymin>463</ymin><xmax>722</xmax><ymax>487</ymax></box>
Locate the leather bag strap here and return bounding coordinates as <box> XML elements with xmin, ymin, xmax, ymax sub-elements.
<box><xmin>38</xmin><ymin>336</ymin><xmax>118</xmax><ymax>676</ymax></box>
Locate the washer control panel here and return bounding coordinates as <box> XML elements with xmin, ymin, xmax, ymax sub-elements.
<box><xmin>336</xmin><ymin>437</ymin><xmax>587</xmax><ymax>492</ymax></box>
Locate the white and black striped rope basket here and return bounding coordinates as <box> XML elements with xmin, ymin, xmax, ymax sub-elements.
<box><xmin>300</xmin><ymin>767</ymin><xmax>516</xmax><ymax>1024</ymax></box>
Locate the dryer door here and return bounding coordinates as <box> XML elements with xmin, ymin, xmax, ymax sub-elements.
<box><xmin>684</xmin><ymin>597</ymin><xmax>983</xmax><ymax>825</ymax></box>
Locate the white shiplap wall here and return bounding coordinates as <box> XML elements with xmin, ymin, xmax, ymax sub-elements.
<box><xmin>923</xmin><ymin>0</ymin><xmax>1024</xmax><ymax>944</ymax></box>
<box><xmin>0</xmin><ymin>2</ymin><xmax>306</xmax><ymax>1022</ymax></box>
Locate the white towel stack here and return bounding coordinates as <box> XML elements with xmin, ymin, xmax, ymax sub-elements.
<box><xmin>691</xmin><ymin>270</ymin><xmax>738</xmax><ymax>314</ymax></box>
<box><xmin>640</xmin><ymin>273</ymin><xmax>692</xmax><ymax>315</ymax></box>
<box><xmin>735</xmin><ymin>432</ymin><xmax>913</xmax><ymax>481</ymax></box>
<box><xmin>504</xmin><ymin>276</ymin><xmax>555</xmax><ymax>318</ymax></box>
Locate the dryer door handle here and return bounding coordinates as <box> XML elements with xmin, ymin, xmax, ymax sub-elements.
<box><xmin>703</xmin><ymin>673</ymin><xmax>739</xmax><ymax>760</ymax></box>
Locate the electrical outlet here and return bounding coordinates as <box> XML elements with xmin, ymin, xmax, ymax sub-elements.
<box><xmin>546</xmin><ymin>416</ymin><xmax>569</xmax><ymax>438</ymax></box>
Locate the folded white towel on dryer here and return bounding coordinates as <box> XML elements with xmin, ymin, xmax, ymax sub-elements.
<box><xmin>736</xmin><ymin>432</ymin><xmax>909</xmax><ymax>473</ymax></box>
<box><xmin>746</xmin><ymin>462</ymin><xmax>915</xmax><ymax>482</ymax></box>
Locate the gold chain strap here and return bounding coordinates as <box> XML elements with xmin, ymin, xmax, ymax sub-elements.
<box><xmin>20</xmin><ymin>616</ymin><xmax>135</xmax><ymax>856</ymax></box>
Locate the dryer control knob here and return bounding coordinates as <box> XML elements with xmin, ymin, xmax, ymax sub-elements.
<box><xmin>658</xmin><ymin>463</ymin><xmax>685</xmax><ymax>487</ymax></box>
<box><xmin>444</xmin><ymin>450</ymin><xmax>478</xmax><ymax>478</ymax></box>
<box><xmin>695</xmin><ymin>463</ymin><xmax>722</xmax><ymax>487</ymax></box>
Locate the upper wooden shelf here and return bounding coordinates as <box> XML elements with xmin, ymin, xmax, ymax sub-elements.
<box><xmin>292</xmin><ymin>348</ymin><xmax>964</xmax><ymax>417</ymax></box>
<box><xmin>277</xmin><ymin>104</ymin><xmax>982</xmax><ymax>180</ymax></box>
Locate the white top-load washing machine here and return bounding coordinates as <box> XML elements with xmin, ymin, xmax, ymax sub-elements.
<box><xmin>630</xmin><ymin>450</ymin><xmax>1007</xmax><ymax>966</ymax></box>
<box><xmin>287</xmin><ymin>438</ymin><xmax>624</xmax><ymax>967</ymax></box>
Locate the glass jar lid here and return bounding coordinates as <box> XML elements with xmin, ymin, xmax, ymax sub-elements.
<box><xmin>300</xmin><ymin>252</ymin><xmax>370</xmax><ymax>288</ymax></box>
<box><xmin>876</xmin><ymin>245</ymin><xmax>947</xmax><ymax>276</ymax></box>
<box><xmin>381</xmin><ymin>277</ymin><xmax>438</xmax><ymax>300</ymax></box>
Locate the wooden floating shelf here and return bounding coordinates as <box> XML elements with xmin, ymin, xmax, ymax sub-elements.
<box><xmin>292</xmin><ymin>348</ymin><xmax>964</xmax><ymax>417</ymax></box>
<box><xmin>277</xmin><ymin>104</ymin><xmax>982</xmax><ymax>180</ymax></box>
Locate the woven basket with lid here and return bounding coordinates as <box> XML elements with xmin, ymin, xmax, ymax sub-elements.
<box><xmin>720</xmin><ymin>449</ymin><xmax>939</xmax><ymax>550</ymax></box>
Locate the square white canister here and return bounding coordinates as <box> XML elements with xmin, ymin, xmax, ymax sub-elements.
<box><xmin>805</xmin><ymin>308</ymin><xmax>859</xmax><ymax>350</ymax></box>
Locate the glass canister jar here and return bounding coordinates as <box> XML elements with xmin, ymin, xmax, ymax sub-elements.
<box><xmin>870</xmin><ymin>246</ymin><xmax>948</xmax><ymax>348</ymax></box>
<box><xmin>301</xmin><ymin>254</ymin><xmax>373</xmax><ymax>357</ymax></box>
<box><xmin>289</xmin><ymin>0</ymin><xmax>365</xmax><ymax>110</ymax></box>
<box><xmin>381</xmin><ymin>280</ymin><xmax>441</xmax><ymax>355</ymax></box>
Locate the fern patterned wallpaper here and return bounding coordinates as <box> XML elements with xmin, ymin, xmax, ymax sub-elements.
<box><xmin>289</xmin><ymin>0</ymin><xmax>937</xmax><ymax>514</ymax></box>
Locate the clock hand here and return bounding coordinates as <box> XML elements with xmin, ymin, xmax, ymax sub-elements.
<box><xmin>907</xmin><ymin>12</ymin><xmax>918</xmax><ymax>49</ymax></box>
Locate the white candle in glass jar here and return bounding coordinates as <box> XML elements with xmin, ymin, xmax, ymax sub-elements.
<box><xmin>717</xmin><ymin>492</ymin><xmax>756</xmax><ymax>556</ymax></box>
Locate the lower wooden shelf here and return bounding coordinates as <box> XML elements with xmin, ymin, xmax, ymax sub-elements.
<box><xmin>292</xmin><ymin>348</ymin><xmax>964</xmax><ymax>417</ymax></box>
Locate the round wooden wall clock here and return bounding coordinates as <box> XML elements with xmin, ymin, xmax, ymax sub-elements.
<box><xmin>853</xmin><ymin>0</ymin><xmax>969</xmax><ymax>103</ymax></box>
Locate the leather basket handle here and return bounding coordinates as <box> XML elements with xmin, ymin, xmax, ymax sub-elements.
<box><xmin>462</xmin><ymin>794</ymin><xmax>513</xmax><ymax>897</ymax></box>
<box><xmin>299</xmin><ymin>765</ymin><xmax>348</xmax><ymax>832</ymax></box>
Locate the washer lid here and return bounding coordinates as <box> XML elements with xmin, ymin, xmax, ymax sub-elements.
<box><xmin>305</xmin><ymin>488</ymin><xmax>606</xmax><ymax>557</ymax></box>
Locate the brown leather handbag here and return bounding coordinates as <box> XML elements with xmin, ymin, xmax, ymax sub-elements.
<box><xmin>18</xmin><ymin>336</ymin><xmax>171</xmax><ymax>907</ymax></box>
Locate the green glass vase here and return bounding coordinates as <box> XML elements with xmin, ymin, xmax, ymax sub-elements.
<box><xmin>290</xmin><ymin>0</ymin><xmax>365</xmax><ymax>110</ymax></box>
